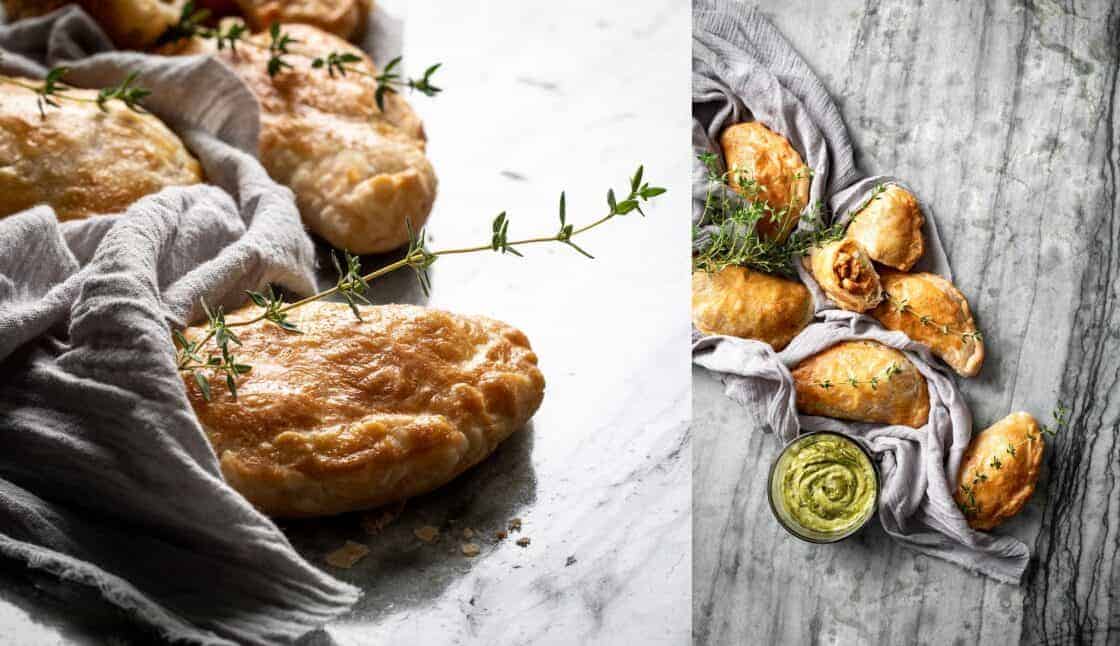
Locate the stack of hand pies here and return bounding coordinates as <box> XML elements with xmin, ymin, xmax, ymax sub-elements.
<box><xmin>692</xmin><ymin>120</ymin><xmax>1043</xmax><ymax>532</ymax></box>
<box><xmin>0</xmin><ymin>3</ymin><xmax>545</xmax><ymax>519</ymax></box>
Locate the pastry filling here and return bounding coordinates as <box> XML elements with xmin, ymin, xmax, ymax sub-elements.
<box><xmin>834</xmin><ymin>246</ymin><xmax>875</xmax><ymax>295</ymax></box>
<box><xmin>770</xmin><ymin>433</ymin><xmax>877</xmax><ymax>540</ymax></box>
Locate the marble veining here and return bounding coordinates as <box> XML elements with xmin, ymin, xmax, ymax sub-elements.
<box><xmin>693</xmin><ymin>0</ymin><xmax>1120</xmax><ymax>644</ymax></box>
<box><xmin>0</xmin><ymin>1</ymin><xmax>692</xmax><ymax>644</ymax></box>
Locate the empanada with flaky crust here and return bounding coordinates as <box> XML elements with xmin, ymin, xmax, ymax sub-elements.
<box><xmin>691</xmin><ymin>266</ymin><xmax>813</xmax><ymax>350</ymax></box>
<box><xmin>0</xmin><ymin>80</ymin><xmax>202</xmax><ymax>221</ymax></box>
<box><xmin>872</xmin><ymin>270</ymin><xmax>984</xmax><ymax>377</ymax></box>
<box><xmin>719</xmin><ymin>121</ymin><xmax>809</xmax><ymax>242</ymax></box>
<box><xmin>954</xmin><ymin>412</ymin><xmax>1043</xmax><ymax>530</ymax></box>
<box><xmin>806</xmin><ymin>238</ymin><xmax>883</xmax><ymax>312</ymax></box>
<box><xmin>163</xmin><ymin>23</ymin><xmax>435</xmax><ymax>254</ymax></box>
<box><xmin>183</xmin><ymin>302</ymin><xmax>545</xmax><ymax>518</ymax></box>
<box><xmin>792</xmin><ymin>340</ymin><xmax>929</xmax><ymax>428</ymax></box>
<box><xmin>200</xmin><ymin>0</ymin><xmax>371</xmax><ymax>41</ymax></box>
<box><xmin>845</xmin><ymin>184</ymin><xmax>925</xmax><ymax>271</ymax></box>
<box><xmin>2</xmin><ymin>0</ymin><xmax>188</xmax><ymax>49</ymax></box>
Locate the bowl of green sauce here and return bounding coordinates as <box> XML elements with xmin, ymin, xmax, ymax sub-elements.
<box><xmin>767</xmin><ymin>431</ymin><xmax>879</xmax><ymax>543</ymax></box>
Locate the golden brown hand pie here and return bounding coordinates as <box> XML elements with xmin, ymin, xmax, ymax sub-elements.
<box><xmin>844</xmin><ymin>184</ymin><xmax>925</xmax><ymax>271</ymax></box>
<box><xmin>2</xmin><ymin>0</ymin><xmax>188</xmax><ymax>49</ymax></box>
<box><xmin>204</xmin><ymin>0</ymin><xmax>372</xmax><ymax>40</ymax></box>
<box><xmin>719</xmin><ymin>121</ymin><xmax>809</xmax><ymax>242</ymax></box>
<box><xmin>954</xmin><ymin>412</ymin><xmax>1043</xmax><ymax>530</ymax></box>
<box><xmin>805</xmin><ymin>238</ymin><xmax>883</xmax><ymax>312</ymax></box>
<box><xmin>163</xmin><ymin>23</ymin><xmax>435</xmax><ymax>254</ymax></box>
<box><xmin>183</xmin><ymin>302</ymin><xmax>545</xmax><ymax>518</ymax></box>
<box><xmin>691</xmin><ymin>266</ymin><xmax>813</xmax><ymax>350</ymax></box>
<box><xmin>0</xmin><ymin>80</ymin><xmax>202</xmax><ymax>221</ymax></box>
<box><xmin>872</xmin><ymin>270</ymin><xmax>984</xmax><ymax>377</ymax></box>
<box><xmin>792</xmin><ymin>340</ymin><xmax>930</xmax><ymax>428</ymax></box>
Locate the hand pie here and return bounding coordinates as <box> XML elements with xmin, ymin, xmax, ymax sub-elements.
<box><xmin>872</xmin><ymin>270</ymin><xmax>984</xmax><ymax>377</ymax></box>
<box><xmin>200</xmin><ymin>0</ymin><xmax>371</xmax><ymax>40</ymax></box>
<box><xmin>805</xmin><ymin>238</ymin><xmax>883</xmax><ymax>312</ymax></box>
<box><xmin>163</xmin><ymin>23</ymin><xmax>436</xmax><ymax>254</ymax></box>
<box><xmin>792</xmin><ymin>340</ymin><xmax>930</xmax><ymax>428</ymax></box>
<box><xmin>0</xmin><ymin>80</ymin><xmax>202</xmax><ymax>221</ymax></box>
<box><xmin>183</xmin><ymin>302</ymin><xmax>545</xmax><ymax>518</ymax></box>
<box><xmin>719</xmin><ymin>121</ymin><xmax>810</xmax><ymax>242</ymax></box>
<box><xmin>844</xmin><ymin>184</ymin><xmax>925</xmax><ymax>271</ymax></box>
<box><xmin>954</xmin><ymin>412</ymin><xmax>1043</xmax><ymax>530</ymax></box>
<box><xmin>691</xmin><ymin>266</ymin><xmax>813</xmax><ymax>350</ymax></box>
<box><xmin>2</xmin><ymin>0</ymin><xmax>188</xmax><ymax>49</ymax></box>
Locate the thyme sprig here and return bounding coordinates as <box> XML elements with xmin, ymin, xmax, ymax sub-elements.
<box><xmin>177</xmin><ymin>166</ymin><xmax>666</xmax><ymax>400</ymax></box>
<box><xmin>0</xmin><ymin>66</ymin><xmax>153</xmax><ymax>117</ymax></box>
<box><xmin>957</xmin><ymin>405</ymin><xmax>1068</xmax><ymax>519</ymax></box>
<box><xmin>812</xmin><ymin>362</ymin><xmax>903</xmax><ymax>391</ymax></box>
<box><xmin>693</xmin><ymin>152</ymin><xmax>843</xmax><ymax>277</ymax></box>
<box><xmin>165</xmin><ymin>3</ymin><xmax>443</xmax><ymax>104</ymax></box>
<box><xmin>886</xmin><ymin>294</ymin><xmax>984</xmax><ymax>344</ymax></box>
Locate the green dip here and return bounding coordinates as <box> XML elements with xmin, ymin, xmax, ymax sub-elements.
<box><xmin>769</xmin><ymin>433</ymin><xmax>877</xmax><ymax>541</ymax></box>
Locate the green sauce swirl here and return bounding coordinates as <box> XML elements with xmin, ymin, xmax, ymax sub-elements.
<box><xmin>770</xmin><ymin>433</ymin><xmax>877</xmax><ymax>540</ymax></box>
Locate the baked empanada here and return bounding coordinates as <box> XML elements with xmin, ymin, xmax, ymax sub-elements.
<box><xmin>183</xmin><ymin>302</ymin><xmax>545</xmax><ymax>518</ymax></box>
<box><xmin>805</xmin><ymin>238</ymin><xmax>883</xmax><ymax>312</ymax></box>
<box><xmin>691</xmin><ymin>266</ymin><xmax>813</xmax><ymax>350</ymax></box>
<box><xmin>954</xmin><ymin>412</ymin><xmax>1043</xmax><ymax>530</ymax></box>
<box><xmin>200</xmin><ymin>0</ymin><xmax>371</xmax><ymax>40</ymax></box>
<box><xmin>792</xmin><ymin>340</ymin><xmax>930</xmax><ymax>428</ymax></box>
<box><xmin>872</xmin><ymin>270</ymin><xmax>984</xmax><ymax>377</ymax></box>
<box><xmin>164</xmin><ymin>23</ymin><xmax>436</xmax><ymax>254</ymax></box>
<box><xmin>0</xmin><ymin>80</ymin><xmax>202</xmax><ymax>221</ymax></box>
<box><xmin>719</xmin><ymin>121</ymin><xmax>809</xmax><ymax>242</ymax></box>
<box><xmin>2</xmin><ymin>0</ymin><xmax>188</xmax><ymax>49</ymax></box>
<box><xmin>845</xmin><ymin>184</ymin><xmax>924</xmax><ymax>271</ymax></box>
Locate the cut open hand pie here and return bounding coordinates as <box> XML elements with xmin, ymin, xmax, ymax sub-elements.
<box><xmin>954</xmin><ymin>412</ymin><xmax>1043</xmax><ymax>530</ymax></box>
<box><xmin>872</xmin><ymin>270</ymin><xmax>985</xmax><ymax>377</ymax></box>
<box><xmin>792</xmin><ymin>340</ymin><xmax>930</xmax><ymax>428</ymax></box>
<box><xmin>806</xmin><ymin>238</ymin><xmax>883</xmax><ymax>312</ymax></box>
<box><xmin>0</xmin><ymin>80</ymin><xmax>202</xmax><ymax>221</ymax></box>
<box><xmin>183</xmin><ymin>302</ymin><xmax>545</xmax><ymax>518</ymax></box>
<box><xmin>845</xmin><ymin>184</ymin><xmax>925</xmax><ymax>271</ymax></box>
<box><xmin>719</xmin><ymin>121</ymin><xmax>810</xmax><ymax>242</ymax></box>
<box><xmin>691</xmin><ymin>266</ymin><xmax>813</xmax><ymax>350</ymax></box>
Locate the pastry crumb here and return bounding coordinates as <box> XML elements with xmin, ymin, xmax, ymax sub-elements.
<box><xmin>461</xmin><ymin>542</ymin><xmax>481</xmax><ymax>557</ymax></box>
<box><xmin>414</xmin><ymin>525</ymin><xmax>440</xmax><ymax>544</ymax></box>
<box><xmin>325</xmin><ymin>541</ymin><xmax>369</xmax><ymax>568</ymax></box>
<box><xmin>495</xmin><ymin>530</ymin><xmax>508</xmax><ymax>540</ymax></box>
<box><xmin>462</xmin><ymin>528</ymin><xmax>474</xmax><ymax>539</ymax></box>
<box><xmin>361</xmin><ymin>501</ymin><xmax>405</xmax><ymax>535</ymax></box>
<box><xmin>516</xmin><ymin>537</ymin><xmax>531</xmax><ymax>548</ymax></box>
<box><xmin>508</xmin><ymin>518</ymin><xmax>522</xmax><ymax>532</ymax></box>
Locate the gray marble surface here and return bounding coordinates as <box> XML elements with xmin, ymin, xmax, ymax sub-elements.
<box><xmin>0</xmin><ymin>1</ymin><xmax>691</xmax><ymax>644</ymax></box>
<box><xmin>694</xmin><ymin>0</ymin><xmax>1120</xmax><ymax>644</ymax></box>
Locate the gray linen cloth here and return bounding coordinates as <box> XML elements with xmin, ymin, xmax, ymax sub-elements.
<box><xmin>692</xmin><ymin>0</ymin><xmax>1032</xmax><ymax>583</ymax></box>
<box><xmin>0</xmin><ymin>7</ymin><xmax>380</xmax><ymax>644</ymax></box>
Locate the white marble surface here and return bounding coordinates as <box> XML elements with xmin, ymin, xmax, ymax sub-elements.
<box><xmin>693</xmin><ymin>1</ymin><xmax>1120</xmax><ymax>644</ymax></box>
<box><xmin>0</xmin><ymin>1</ymin><xmax>692</xmax><ymax>644</ymax></box>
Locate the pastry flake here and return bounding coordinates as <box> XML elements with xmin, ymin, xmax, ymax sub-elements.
<box><xmin>719</xmin><ymin>121</ymin><xmax>810</xmax><ymax>242</ymax></box>
<box><xmin>806</xmin><ymin>238</ymin><xmax>883</xmax><ymax>312</ymax></box>
<box><xmin>0</xmin><ymin>81</ymin><xmax>202</xmax><ymax>221</ymax></box>
<box><xmin>954</xmin><ymin>412</ymin><xmax>1043</xmax><ymax>530</ymax></box>
<box><xmin>162</xmin><ymin>23</ymin><xmax>436</xmax><ymax>254</ymax></box>
<box><xmin>845</xmin><ymin>184</ymin><xmax>925</xmax><ymax>271</ymax></box>
<box><xmin>691</xmin><ymin>266</ymin><xmax>813</xmax><ymax>350</ymax></box>
<box><xmin>183</xmin><ymin>302</ymin><xmax>544</xmax><ymax>518</ymax></box>
<box><xmin>872</xmin><ymin>270</ymin><xmax>985</xmax><ymax>377</ymax></box>
<box><xmin>792</xmin><ymin>340</ymin><xmax>930</xmax><ymax>428</ymax></box>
